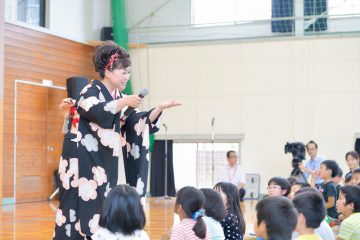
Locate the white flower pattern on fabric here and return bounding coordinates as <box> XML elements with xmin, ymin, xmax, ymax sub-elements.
<box><xmin>58</xmin><ymin>156</ymin><xmax>68</xmax><ymax>175</ymax></box>
<box><xmin>78</xmin><ymin>177</ymin><xmax>98</xmax><ymax>201</ymax></box>
<box><xmin>69</xmin><ymin>209</ymin><xmax>76</xmax><ymax>223</ymax></box>
<box><xmin>134</xmin><ymin>118</ymin><xmax>146</xmax><ymax>136</ymax></box>
<box><xmin>55</xmin><ymin>209</ymin><xmax>66</xmax><ymax>226</ymax></box>
<box><xmin>130</xmin><ymin>143</ymin><xmax>140</xmax><ymax>159</ymax></box>
<box><xmin>90</xmin><ymin>122</ymin><xmax>121</xmax><ymax>157</ymax></box>
<box><xmin>89</xmin><ymin>214</ymin><xmax>100</xmax><ymax>234</ymax></box>
<box><xmin>60</xmin><ymin>172</ymin><xmax>71</xmax><ymax>190</ymax></box>
<box><xmin>103</xmin><ymin>100</ymin><xmax>118</xmax><ymax>114</ymax></box>
<box><xmin>65</xmin><ymin>224</ymin><xmax>71</xmax><ymax>237</ymax></box>
<box><xmin>92</xmin><ymin>166</ymin><xmax>107</xmax><ymax>186</ymax></box>
<box><xmin>99</xmin><ymin>92</ymin><xmax>106</xmax><ymax>102</ymax></box>
<box><xmin>136</xmin><ymin>178</ymin><xmax>145</xmax><ymax>195</ymax></box>
<box><xmin>78</xmin><ymin>96</ymin><xmax>100</xmax><ymax>112</ymax></box>
<box><xmin>75</xmin><ymin>220</ymin><xmax>86</xmax><ymax>237</ymax></box>
<box><xmin>142</xmin><ymin>125</ymin><xmax>150</xmax><ymax>150</ymax></box>
<box><xmin>104</xmin><ymin>182</ymin><xmax>111</xmax><ymax>198</ymax></box>
<box><xmin>80</xmin><ymin>84</ymin><xmax>92</xmax><ymax>95</ymax></box>
<box><xmin>81</xmin><ymin>134</ymin><xmax>98</xmax><ymax>152</ymax></box>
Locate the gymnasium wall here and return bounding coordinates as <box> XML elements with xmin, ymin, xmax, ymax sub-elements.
<box><xmin>2</xmin><ymin>22</ymin><xmax>97</xmax><ymax>203</ymax></box>
<box><xmin>130</xmin><ymin>36</ymin><xmax>360</xmax><ymax>193</ymax></box>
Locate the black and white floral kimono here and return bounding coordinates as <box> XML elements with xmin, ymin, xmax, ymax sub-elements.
<box><xmin>53</xmin><ymin>80</ymin><xmax>161</xmax><ymax>239</ymax></box>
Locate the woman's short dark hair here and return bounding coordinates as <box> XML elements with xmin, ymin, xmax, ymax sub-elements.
<box><xmin>293</xmin><ymin>191</ymin><xmax>326</xmax><ymax>229</ymax></box>
<box><xmin>287</xmin><ymin>177</ymin><xmax>298</xmax><ymax>186</ymax></box>
<box><xmin>226</xmin><ymin>150</ymin><xmax>236</xmax><ymax>158</ymax></box>
<box><xmin>340</xmin><ymin>185</ymin><xmax>360</xmax><ymax>213</ymax></box>
<box><xmin>99</xmin><ymin>185</ymin><xmax>145</xmax><ymax>235</ymax></box>
<box><xmin>345</xmin><ymin>151</ymin><xmax>359</xmax><ymax>162</ymax></box>
<box><xmin>200</xmin><ymin>188</ymin><xmax>225</xmax><ymax>222</ymax></box>
<box><xmin>213</xmin><ymin>182</ymin><xmax>246</xmax><ymax>235</ymax></box>
<box><xmin>176</xmin><ymin>186</ymin><xmax>207</xmax><ymax>239</ymax></box>
<box><xmin>256</xmin><ymin>197</ymin><xmax>298</xmax><ymax>240</ymax></box>
<box><xmin>268</xmin><ymin>177</ymin><xmax>291</xmax><ymax>196</ymax></box>
<box><xmin>92</xmin><ymin>40</ymin><xmax>131</xmax><ymax>79</ymax></box>
<box><xmin>292</xmin><ymin>181</ymin><xmax>311</xmax><ymax>188</ymax></box>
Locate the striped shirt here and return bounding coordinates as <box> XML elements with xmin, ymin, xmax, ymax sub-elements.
<box><xmin>171</xmin><ymin>218</ymin><xmax>210</xmax><ymax>240</ymax></box>
<box><xmin>338</xmin><ymin>213</ymin><xmax>360</xmax><ymax>240</ymax></box>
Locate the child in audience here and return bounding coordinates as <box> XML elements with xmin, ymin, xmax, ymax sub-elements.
<box><xmin>200</xmin><ymin>188</ymin><xmax>226</xmax><ymax>240</ymax></box>
<box><xmin>214</xmin><ymin>182</ymin><xmax>245</xmax><ymax>240</ymax></box>
<box><xmin>350</xmin><ymin>168</ymin><xmax>360</xmax><ymax>186</ymax></box>
<box><xmin>288</xmin><ymin>176</ymin><xmax>299</xmax><ymax>186</ymax></box>
<box><xmin>288</xmin><ymin>182</ymin><xmax>311</xmax><ymax>200</ymax></box>
<box><xmin>334</xmin><ymin>168</ymin><xmax>343</xmax><ymax>200</ymax></box>
<box><xmin>254</xmin><ymin>197</ymin><xmax>298</xmax><ymax>240</ymax></box>
<box><xmin>292</xmin><ymin>188</ymin><xmax>335</xmax><ymax>240</ymax></box>
<box><xmin>267</xmin><ymin>177</ymin><xmax>291</xmax><ymax>197</ymax></box>
<box><xmin>318</xmin><ymin>160</ymin><xmax>340</xmax><ymax>219</ymax></box>
<box><xmin>345</xmin><ymin>173</ymin><xmax>352</xmax><ymax>185</ymax></box>
<box><xmin>93</xmin><ymin>185</ymin><xmax>149</xmax><ymax>240</ymax></box>
<box><xmin>293</xmin><ymin>190</ymin><xmax>326</xmax><ymax>240</ymax></box>
<box><xmin>336</xmin><ymin>185</ymin><xmax>360</xmax><ymax>240</ymax></box>
<box><xmin>171</xmin><ymin>186</ymin><xmax>209</xmax><ymax>240</ymax></box>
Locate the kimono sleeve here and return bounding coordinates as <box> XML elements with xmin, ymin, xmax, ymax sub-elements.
<box><xmin>77</xmin><ymin>85</ymin><xmax>119</xmax><ymax>129</ymax></box>
<box><xmin>124</xmin><ymin>108</ymin><xmax>162</xmax><ymax>135</ymax></box>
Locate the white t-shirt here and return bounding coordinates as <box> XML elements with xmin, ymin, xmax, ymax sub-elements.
<box><xmin>219</xmin><ymin>164</ymin><xmax>246</xmax><ymax>188</ymax></box>
<box><xmin>92</xmin><ymin>227</ymin><xmax>150</xmax><ymax>240</ymax></box>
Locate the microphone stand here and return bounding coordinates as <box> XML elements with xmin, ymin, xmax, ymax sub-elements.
<box><xmin>163</xmin><ymin>123</ymin><xmax>171</xmax><ymax>200</ymax></box>
<box><xmin>211</xmin><ymin>118</ymin><xmax>215</xmax><ymax>186</ymax></box>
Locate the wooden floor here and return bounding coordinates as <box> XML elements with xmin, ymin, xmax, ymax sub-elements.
<box><xmin>0</xmin><ymin>198</ymin><xmax>257</xmax><ymax>239</ymax></box>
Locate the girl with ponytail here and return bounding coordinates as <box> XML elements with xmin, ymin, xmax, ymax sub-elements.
<box><xmin>171</xmin><ymin>186</ymin><xmax>210</xmax><ymax>240</ymax></box>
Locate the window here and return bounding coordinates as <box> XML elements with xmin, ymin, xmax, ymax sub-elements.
<box><xmin>17</xmin><ymin>0</ymin><xmax>46</xmax><ymax>27</ymax></box>
<box><xmin>173</xmin><ymin>142</ymin><xmax>240</xmax><ymax>190</ymax></box>
<box><xmin>328</xmin><ymin>0</ymin><xmax>360</xmax><ymax>16</ymax></box>
<box><xmin>191</xmin><ymin>0</ymin><xmax>271</xmax><ymax>27</ymax></box>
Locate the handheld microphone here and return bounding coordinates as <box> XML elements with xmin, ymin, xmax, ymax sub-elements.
<box><xmin>123</xmin><ymin>88</ymin><xmax>149</xmax><ymax>117</ymax></box>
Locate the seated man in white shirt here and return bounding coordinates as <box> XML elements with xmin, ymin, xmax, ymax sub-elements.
<box><xmin>219</xmin><ymin>150</ymin><xmax>247</xmax><ymax>201</ymax></box>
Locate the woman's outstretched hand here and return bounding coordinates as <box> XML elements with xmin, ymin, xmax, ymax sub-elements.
<box><xmin>158</xmin><ymin>100</ymin><xmax>182</xmax><ymax>110</ymax></box>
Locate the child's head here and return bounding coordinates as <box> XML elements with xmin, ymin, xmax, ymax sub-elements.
<box><xmin>288</xmin><ymin>182</ymin><xmax>311</xmax><ymax>200</ymax></box>
<box><xmin>213</xmin><ymin>182</ymin><xmax>246</xmax><ymax>233</ymax></box>
<box><xmin>255</xmin><ymin>197</ymin><xmax>298</xmax><ymax>240</ymax></box>
<box><xmin>99</xmin><ymin>185</ymin><xmax>145</xmax><ymax>235</ymax></box>
<box><xmin>287</xmin><ymin>177</ymin><xmax>298</xmax><ymax>186</ymax></box>
<box><xmin>345</xmin><ymin>173</ymin><xmax>352</xmax><ymax>185</ymax></box>
<box><xmin>174</xmin><ymin>186</ymin><xmax>207</xmax><ymax>239</ymax></box>
<box><xmin>200</xmin><ymin>188</ymin><xmax>225</xmax><ymax>222</ymax></box>
<box><xmin>267</xmin><ymin>177</ymin><xmax>291</xmax><ymax>197</ymax></box>
<box><xmin>345</xmin><ymin>151</ymin><xmax>359</xmax><ymax>170</ymax></box>
<box><xmin>92</xmin><ymin>41</ymin><xmax>131</xmax><ymax>90</ymax></box>
<box><xmin>319</xmin><ymin>160</ymin><xmax>339</xmax><ymax>180</ymax></box>
<box><xmin>293</xmin><ymin>191</ymin><xmax>326</xmax><ymax>233</ymax></box>
<box><xmin>336</xmin><ymin>185</ymin><xmax>360</xmax><ymax>217</ymax></box>
<box><xmin>333</xmin><ymin>167</ymin><xmax>343</xmax><ymax>185</ymax></box>
<box><xmin>351</xmin><ymin>168</ymin><xmax>360</xmax><ymax>186</ymax></box>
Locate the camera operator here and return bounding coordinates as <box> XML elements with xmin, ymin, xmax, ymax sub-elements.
<box><xmin>298</xmin><ymin>140</ymin><xmax>326</xmax><ymax>188</ymax></box>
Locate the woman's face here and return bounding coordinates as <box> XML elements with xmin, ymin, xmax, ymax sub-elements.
<box><xmin>107</xmin><ymin>67</ymin><xmax>131</xmax><ymax>91</ymax></box>
<box><xmin>346</xmin><ymin>155</ymin><xmax>359</xmax><ymax>170</ymax></box>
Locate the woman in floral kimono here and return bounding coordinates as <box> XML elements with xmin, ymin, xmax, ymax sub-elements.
<box><xmin>53</xmin><ymin>41</ymin><xmax>180</xmax><ymax>239</ymax></box>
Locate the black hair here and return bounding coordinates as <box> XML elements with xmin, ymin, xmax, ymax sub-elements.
<box><xmin>337</xmin><ymin>168</ymin><xmax>343</xmax><ymax>178</ymax></box>
<box><xmin>268</xmin><ymin>177</ymin><xmax>291</xmax><ymax>196</ymax></box>
<box><xmin>340</xmin><ymin>185</ymin><xmax>360</xmax><ymax>213</ymax></box>
<box><xmin>213</xmin><ymin>182</ymin><xmax>246</xmax><ymax>235</ymax></box>
<box><xmin>287</xmin><ymin>177</ymin><xmax>298</xmax><ymax>186</ymax></box>
<box><xmin>345</xmin><ymin>151</ymin><xmax>359</xmax><ymax>163</ymax></box>
<box><xmin>321</xmin><ymin>160</ymin><xmax>340</xmax><ymax>178</ymax></box>
<box><xmin>92</xmin><ymin>40</ymin><xmax>131</xmax><ymax>79</ymax></box>
<box><xmin>175</xmin><ymin>186</ymin><xmax>207</xmax><ymax>239</ymax></box>
<box><xmin>306</xmin><ymin>140</ymin><xmax>318</xmax><ymax>149</ymax></box>
<box><xmin>256</xmin><ymin>197</ymin><xmax>298</xmax><ymax>240</ymax></box>
<box><xmin>293</xmin><ymin>191</ymin><xmax>326</xmax><ymax>229</ymax></box>
<box><xmin>226</xmin><ymin>150</ymin><xmax>236</xmax><ymax>158</ymax></box>
<box><xmin>292</xmin><ymin>181</ymin><xmax>311</xmax><ymax>189</ymax></box>
<box><xmin>345</xmin><ymin>173</ymin><xmax>352</xmax><ymax>184</ymax></box>
<box><xmin>353</xmin><ymin>167</ymin><xmax>360</xmax><ymax>175</ymax></box>
<box><xmin>99</xmin><ymin>185</ymin><xmax>145</xmax><ymax>235</ymax></box>
<box><xmin>295</xmin><ymin>187</ymin><xmax>322</xmax><ymax>196</ymax></box>
<box><xmin>200</xmin><ymin>188</ymin><xmax>226</xmax><ymax>222</ymax></box>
